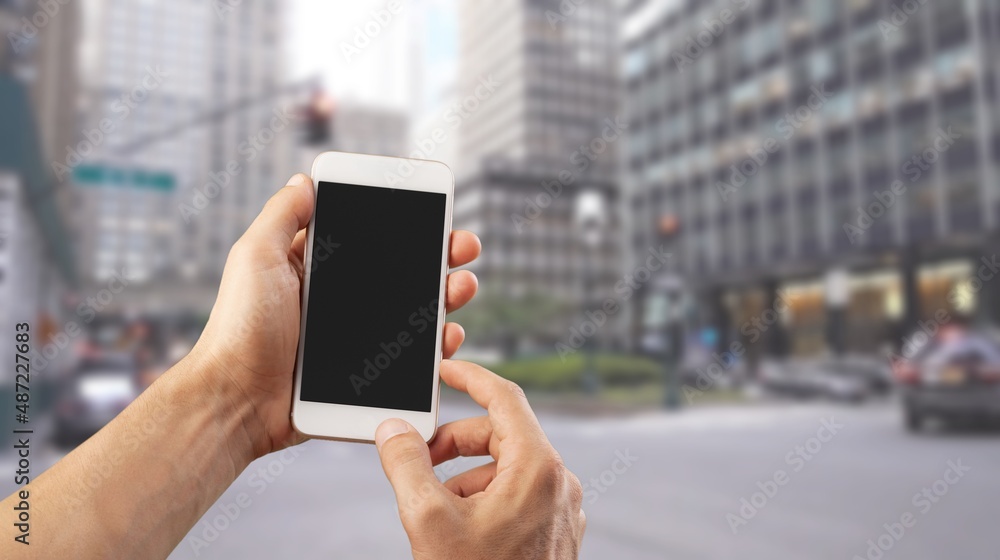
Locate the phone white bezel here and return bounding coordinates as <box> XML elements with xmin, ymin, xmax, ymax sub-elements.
<box><xmin>291</xmin><ymin>151</ymin><xmax>454</xmax><ymax>443</ymax></box>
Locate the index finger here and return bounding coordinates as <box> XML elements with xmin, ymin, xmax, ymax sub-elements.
<box><xmin>439</xmin><ymin>360</ymin><xmax>547</xmax><ymax>449</ymax></box>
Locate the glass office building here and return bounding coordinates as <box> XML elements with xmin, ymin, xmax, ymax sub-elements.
<box><xmin>75</xmin><ymin>0</ymin><xmax>292</xmax><ymax>300</ymax></box>
<box><xmin>623</xmin><ymin>0</ymin><xmax>1000</xmax><ymax>355</ymax></box>
<box><xmin>454</xmin><ymin>0</ymin><xmax>624</xmax><ymax>351</ymax></box>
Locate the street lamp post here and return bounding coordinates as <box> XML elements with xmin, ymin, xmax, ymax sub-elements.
<box><xmin>656</xmin><ymin>214</ymin><xmax>683</xmax><ymax>410</ymax></box>
<box><xmin>574</xmin><ymin>190</ymin><xmax>607</xmax><ymax>396</ymax></box>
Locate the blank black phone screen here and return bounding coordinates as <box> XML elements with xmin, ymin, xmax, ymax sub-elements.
<box><xmin>299</xmin><ymin>181</ymin><xmax>447</xmax><ymax>412</ymax></box>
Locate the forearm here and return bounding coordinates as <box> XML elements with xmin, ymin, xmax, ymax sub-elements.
<box><xmin>1</xmin><ymin>349</ymin><xmax>259</xmax><ymax>559</ymax></box>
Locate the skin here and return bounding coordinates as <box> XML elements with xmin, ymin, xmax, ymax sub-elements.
<box><xmin>378</xmin><ymin>360</ymin><xmax>587</xmax><ymax>560</ymax></box>
<box><xmin>0</xmin><ymin>174</ymin><xmax>585</xmax><ymax>559</ymax></box>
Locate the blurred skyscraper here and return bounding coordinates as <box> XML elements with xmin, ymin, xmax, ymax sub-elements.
<box><xmin>408</xmin><ymin>0</ymin><xmax>461</xmax><ymax>171</ymax></box>
<box><xmin>0</xmin><ymin>0</ymin><xmax>79</xmax><ymax>437</ymax></box>
<box><xmin>623</xmin><ymin>0</ymin><xmax>1000</xmax><ymax>358</ymax></box>
<box><xmin>1</xmin><ymin>0</ymin><xmax>79</xmax><ymax>267</ymax></box>
<box><xmin>71</xmin><ymin>0</ymin><xmax>293</xmax><ymax>311</ymax></box>
<box><xmin>454</xmin><ymin>0</ymin><xmax>624</xmax><ymax>353</ymax></box>
<box><xmin>329</xmin><ymin>102</ymin><xmax>410</xmax><ymax>157</ymax></box>
<box><xmin>293</xmin><ymin>98</ymin><xmax>410</xmax><ymax>180</ymax></box>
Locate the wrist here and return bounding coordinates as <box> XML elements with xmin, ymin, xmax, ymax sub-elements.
<box><xmin>164</xmin><ymin>343</ymin><xmax>267</xmax><ymax>470</ymax></box>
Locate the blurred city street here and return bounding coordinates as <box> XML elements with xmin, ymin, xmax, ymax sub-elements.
<box><xmin>167</xmin><ymin>398</ymin><xmax>999</xmax><ymax>560</ymax></box>
<box><xmin>7</xmin><ymin>393</ymin><xmax>995</xmax><ymax>559</ymax></box>
<box><xmin>5</xmin><ymin>0</ymin><xmax>1000</xmax><ymax>556</ymax></box>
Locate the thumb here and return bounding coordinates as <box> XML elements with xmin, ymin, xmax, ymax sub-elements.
<box><xmin>245</xmin><ymin>173</ymin><xmax>314</xmax><ymax>252</ymax></box>
<box><xmin>375</xmin><ymin>419</ymin><xmax>450</xmax><ymax>516</ymax></box>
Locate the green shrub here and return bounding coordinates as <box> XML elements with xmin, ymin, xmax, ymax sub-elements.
<box><xmin>481</xmin><ymin>353</ymin><xmax>661</xmax><ymax>392</ymax></box>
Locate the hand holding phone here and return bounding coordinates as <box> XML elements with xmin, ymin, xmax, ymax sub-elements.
<box><xmin>374</xmin><ymin>360</ymin><xmax>587</xmax><ymax>560</ymax></box>
<box><xmin>193</xmin><ymin>171</ymin><xmax>479</xmax><ymax>456</ymax></box>
<box><xmin>292</xmin><ymin>152</ymin><xmax>459</xmax><ymax>442</ymax></box>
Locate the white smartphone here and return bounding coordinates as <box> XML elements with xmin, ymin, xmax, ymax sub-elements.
<box><xmin>291</xmin><ymin>151</ymin><xmax>454</xmax><ymax>443</ymax></box>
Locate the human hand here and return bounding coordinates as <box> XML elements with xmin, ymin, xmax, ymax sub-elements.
<box><xmin>375</xmin><ymin>360</ymin><xmax>586</xmax><ymax>560</ymax></box>
<box><xmin>188</xmin><ymin>173</ymin><xmax>481</xmax><ymax>459</ymax></box>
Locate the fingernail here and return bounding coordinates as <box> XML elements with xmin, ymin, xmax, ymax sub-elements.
<box><xmin>376</xmin><ymin>419</ymin><xmax>410</xmax><ymax>449</ymax></box>
<box><xmin>287</xmin><ymin>173</ymin><xmax>308</xmax><ymax>187</ymax></box>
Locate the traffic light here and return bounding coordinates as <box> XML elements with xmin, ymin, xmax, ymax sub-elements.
<box><xmin>658</xmin><ymin>213</ymin><xmax>680</xmax><ymax>239</ymax></box>
<box><xmin>303</xmin><ymin>91</ymin><xmax>334</xmax><ymax>146</ymax></box>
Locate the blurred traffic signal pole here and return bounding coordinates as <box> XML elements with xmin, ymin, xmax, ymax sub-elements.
<box><xmin>658</xmin><ymin>214</ymin><xmax>683</xmax><ymax>410</ymax></box>
<box><xmin>112</xmin><ymin>77</ymin><xmax>323</xmax><ymax>156</ymax></box>
<box><xmin>663</xmin><ymin>311</ymin><xmax>683</xmax><ymax>410</ymax></box>
<box><xmin>303</xmin><ymin>89</ymin><xmax>335</xmax><ymax>146</ymax></box>
<box><xmin>582</xmin><ymin>254</ymin><xmax>600</xmax><ymax>396</ymax></box>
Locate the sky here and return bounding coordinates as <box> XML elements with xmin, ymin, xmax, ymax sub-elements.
<box><xmin>290</xmin><ymin>0</ymin><xmax>457</xmax><ymax>113</ymax></box>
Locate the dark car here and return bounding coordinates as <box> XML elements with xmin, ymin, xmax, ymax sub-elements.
<box><xmin>893</xmin><ymin>328</ymin><xmax>1000</xmax><ymax>431</ymax></box>
<box><xmin>54</xmin><ymin>354</ymin><xmax>139</xmax><ymax>447</ymax></box>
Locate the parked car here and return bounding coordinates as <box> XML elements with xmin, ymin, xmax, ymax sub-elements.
<box><xmin>54</xmin><ymin>354</ymin><xmax>139</xmax><ymax>447</ymax></box>
<box><xmin>759</xmin><ymin>360</ymin><xmax>814</xmax><ymax>398</ymax></box>
<box><xmin>759</xmin><ymin>359</ymin><xmax>868</xmax><ymax>403</ymax></box>
<box><xmin>806</xmin><ymin>356</ymin><xmax>893</xmax><ymax>399</ymax></box>
<box><xmin>892</xmin><ymin>327</ymin><xmax>1000</xmax><ymax>431</ymax></box>
<box><xmin>810</xmin><ymin>364</ymin><xmax>870</xmax><ymax>403</ymax></box>
<box><xmin>830</xmin><ymin>355</ymin><xmax>894</xmax><ymax>396</ymax></box>
<box><xmin>679</xmin><ymin>351</ymin><xmax>746</xmax><ymax>391</ymax></box>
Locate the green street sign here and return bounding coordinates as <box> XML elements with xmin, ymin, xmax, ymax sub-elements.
<box><xmin>73</xmin><ymin>164</ymin><xmax>175</xmax><ymax>192</ymax></box>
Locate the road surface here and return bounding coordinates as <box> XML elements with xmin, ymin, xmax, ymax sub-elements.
<box><xmin>168</xmin><ymin>399</ymin><xmax>1000</xmax><ymax>559</ymax></box>
<box><xmin>3</xmin><ymin>398</ymin><xmax>998</xmax><ymax>559</ymax></box>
